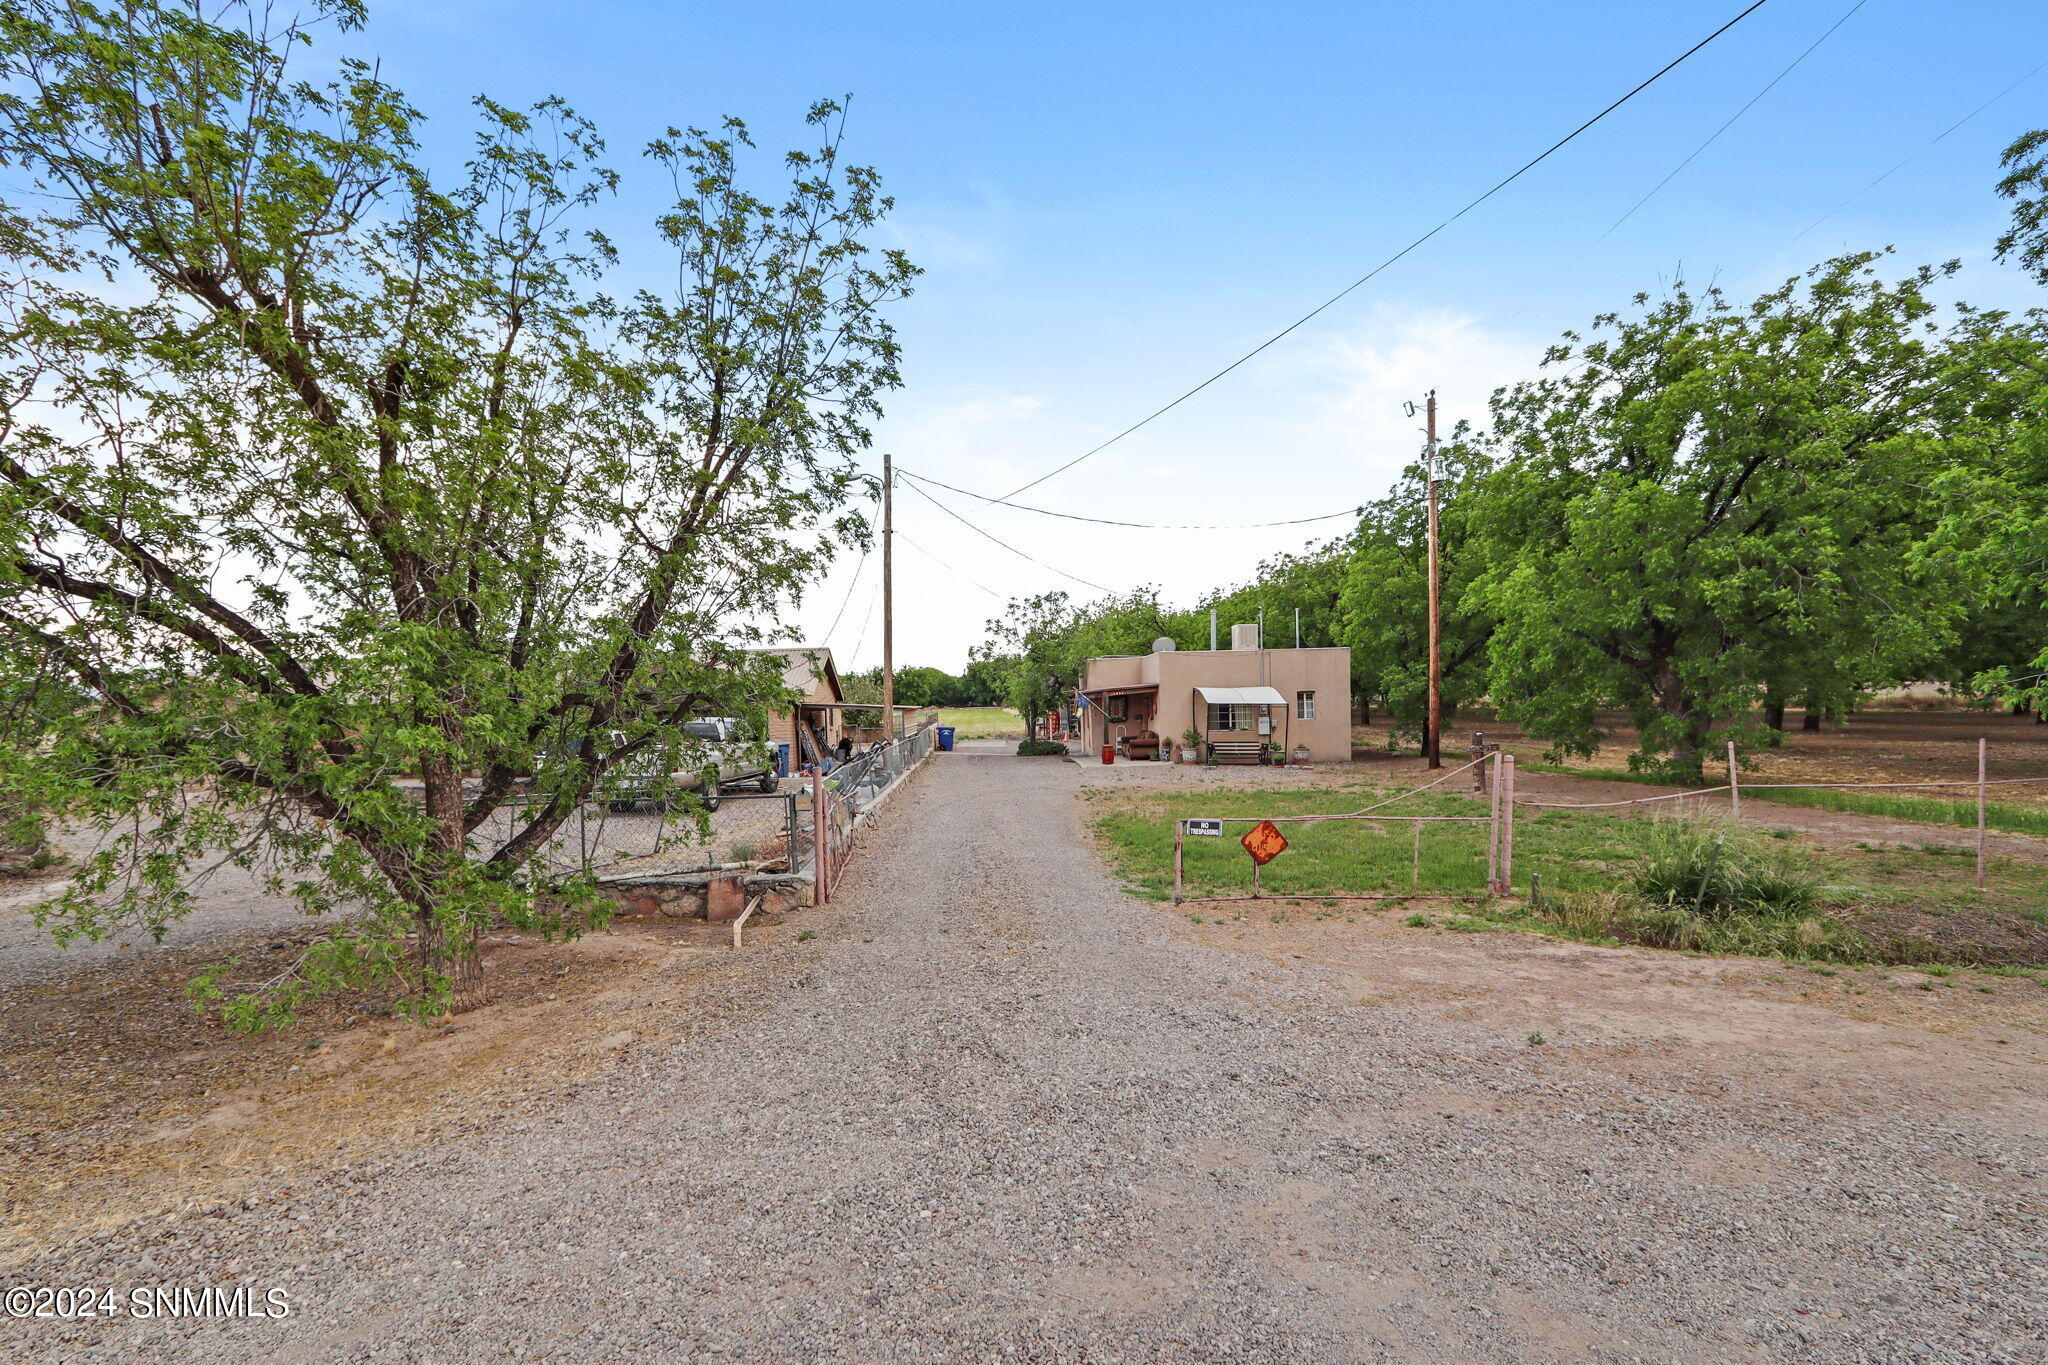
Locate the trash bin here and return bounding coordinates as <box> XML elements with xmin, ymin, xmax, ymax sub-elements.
<box><xmin>937</xmin><ymin>726</ymin><xmax>956</xmax><ymax>752</ymax></box>
<box><xmin>775</xmin><ymin>742</ymin><xmax>791</xmax><ymax>777</ymax></box>
<box><xmin>1101</xmin><ymin>743</ymin><xmax>1115</xmax><ymax>765</ymax></box>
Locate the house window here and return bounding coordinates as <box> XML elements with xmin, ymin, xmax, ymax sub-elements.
<box><xmin>1206</xmin><ymin>703</ymin><xmax>1251</xmax><ymax>732</ymax></box>
<box><xmin>1296</xmin><ymin>690</ymin><xmax>1316</xmax><ymax>720</ymax></box>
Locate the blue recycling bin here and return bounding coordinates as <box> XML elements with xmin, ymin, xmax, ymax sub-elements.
<box><xmin>775</xmin><ymin>742</ymin><xmax>791</xmax><ymax>777</ymax></box>
<box><xmin>937</xmin><ymin>726</ymin><xmax>956</xmax><ymax>752</ymax></box>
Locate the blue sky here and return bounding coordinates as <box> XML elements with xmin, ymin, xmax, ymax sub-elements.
<box><xmin>348</xmin><ymin>0</ymin><xmax>2045</xmax><ymax>671</ymax></box>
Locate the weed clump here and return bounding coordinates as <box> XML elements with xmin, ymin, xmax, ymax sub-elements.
<box><xmin>1632</xmin><ymin>820</ymin><xmax>1816</xmax><ymax>917</ymax></box>
<box><xmin>1528</xmin><ymin>820</ymin><xmax>1870</xmax><ymax>963</ymax></box>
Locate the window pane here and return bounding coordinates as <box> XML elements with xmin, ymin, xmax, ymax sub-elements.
<box><xmin>1296</xmin><ymin>691</ymin><xmax>1316</xmax><ymax>720</ymax></box>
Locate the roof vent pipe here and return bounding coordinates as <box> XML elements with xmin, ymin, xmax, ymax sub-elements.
<box><xmin>1209</xmin><ymin>609</ymin><xmax>1217</xmax><ymax>651</ymax></box>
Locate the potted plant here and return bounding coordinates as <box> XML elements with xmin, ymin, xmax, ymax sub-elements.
<box><xmin>1178</xmin><ymin>728</ymin><xmax>1202</xmax><ymax>763</ymax></box>
<box><xmin>1292</xmin><ymin>742</ymin><xmax>1311</xmax><ymax>764</ymax></box>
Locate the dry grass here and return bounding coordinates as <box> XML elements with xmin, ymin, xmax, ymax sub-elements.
<box><xmin>0</xmin><ymin>917</ymin><xmax>747</xmax><ymax>1264</ymax></box>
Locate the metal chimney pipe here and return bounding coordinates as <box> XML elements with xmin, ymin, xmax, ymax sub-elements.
<box><xmin>1209</xmin><ymin>608</ymin><xmax>1217</xmax><ymax>651</ymax></box>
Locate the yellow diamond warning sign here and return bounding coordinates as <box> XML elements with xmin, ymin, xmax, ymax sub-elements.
<box><xmin>1240</xmin><ymin>819</ymin><xmax>1289</xmax><ymax>865</ymax></box>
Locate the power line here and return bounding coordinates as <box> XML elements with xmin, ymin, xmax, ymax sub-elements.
<box><xmin>1592</xmin><ymin>0</ymin><xmax>1865</xmax><ymax>245</ymax></box>
<box><xmin>897</xmin><ymin>530</ymin><xmax>1005</xmax><ymax>599</ymax></box>
<box><xmin>996</xmin><ymin>0</ymin><xmax>1776</xmax><ymax>504</ymax></box>
<box><xmin>899</xmin><ymin>478</ymin><xmax>1116</xmax><ymax>594</ymax></box>
<box><xmin>1784</xmin><ymin>56</ymin><xmax>2048</xmax><ymax>247</ymax></box>
<box><xmin>820</xmin><ymin>546</ymin><xmax>870</xmax><ymax>645</ymax></box>
<box><xmin>901</xmin><ymin>468</ymin><xmax>1362</xmax><ymax>530</ymax></box>
<box><xmin>847</xmin><ymin>580</ymin><xmax>882</xmax><ymax>667</ymax></box>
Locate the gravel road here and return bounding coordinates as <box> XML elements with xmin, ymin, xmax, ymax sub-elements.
<box><xmin>11</xmin><ymin>747</ymin><xmax>2046</xmax><ymax>1362</ymax></box>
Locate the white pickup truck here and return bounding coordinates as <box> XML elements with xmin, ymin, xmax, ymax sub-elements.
<box><xmin>598</xmin><ymin>718</ymin><xmax>777</xmax><ymax>813</ymax></box>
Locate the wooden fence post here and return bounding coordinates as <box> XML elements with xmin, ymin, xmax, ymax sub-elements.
<box><xmin>1173</xmin><ymin>820</ymin><xmax>1184</xmax><ymax>904</ymax></box>
<box><xmin>1486</xmin><ymin>751</ymin><xmax>1502</xmax><ymax>892</ymax></box>
<box><xmin>1727</xmin><ymin>741</ymin><xmax>1740</xmax><ymax>820</ymax></box>
<box><xmin>1502</xmin><ymin>753</ymin><xmax>1516</xmax><ymax>894</ymax></box>
<box><xmin>1977</xmin><ymin>736</ymin><xmax>1988</xmax><ymax>890</ymax></box>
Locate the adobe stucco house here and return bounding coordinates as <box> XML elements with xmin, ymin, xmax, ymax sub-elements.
<box><xmin>1076</xmin><ymin>627</ymin><xmax>1351</xmax><ymax>762</ymax></box>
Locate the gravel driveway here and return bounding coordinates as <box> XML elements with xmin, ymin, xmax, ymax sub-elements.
<box><xmin>12</xmin><ymin>749</ymin><xmax>2045</xmax><ymax>1362</ymax></box>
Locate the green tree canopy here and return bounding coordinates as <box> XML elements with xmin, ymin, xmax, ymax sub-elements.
<box><xmin>0</xmin><ymin>0</ymin><xmax>915</xmax><ymax>1023</ymax></box>
<box><xmin>1468</xmin><ymin>254</ymin><xmax>1984</xmax><ymax>781</ymax></box>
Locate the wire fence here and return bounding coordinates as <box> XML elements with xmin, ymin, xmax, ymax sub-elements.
<box><xmin>1173</xmin><ymin>752</ymin><xmax>1511</xmax><ymax>903</ymax></box>
<box><xmin>474</xmin><ymin>789</ymin><xmax>802</xmax><ymax>882</ymax></box>
<box><xmin>813</xmin><ymin>721</ymin><xmax>939</xmax><ymax>900</ymax></box>
<box><xmin>1171</xmin><ymin>737</ymin><xmax>2046</xmax><ymax>902</ymax></box>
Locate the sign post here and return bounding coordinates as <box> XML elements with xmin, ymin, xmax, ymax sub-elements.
<box><xmin>1241</xmin><ymin>818</ymin><xmax>1289</xmax><ymax>897</ymax></box>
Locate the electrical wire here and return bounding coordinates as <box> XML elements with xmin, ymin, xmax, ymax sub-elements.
<box><xmin>819</xmin><ymin>546</ymin><xmax>870</xmax><ymax>645</ymax></box>
<box><xmin>996</xmin><ymin>0</ymin><xmax>1776</xmax><ymax>504</ymax></box>
<box><xmin>1592</xmin><ymin>0</ymin><xmax>1866</xmax><ymax>245</ymax></box>
<box><xmin>846</xmin><ymin>580</ymin><xmax>881</xmax><ymax>668</ymax></box>
<box><xmin>896</xmin><ymin>530</ymin><xmax>1006</xmax><ymax>599</ymax></box>
<box><xmin>901</xmin><ymin>468</ymin><xmax>1363</xmax><ymax>530</ymax></box>
<box><xmin>899</xmin><ymin>478</ymin><xmax>1116</xmax><ymax>594</ymax></box>
<box><xmin>1784</xmin><ymin>56</ymin><xmax>2048</xmax><ymax>247</ymax></box>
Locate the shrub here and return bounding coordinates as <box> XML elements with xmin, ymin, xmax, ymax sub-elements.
<box><xmin>1528</xmin><ymin>826</ymin><xmax>1869</xmax><ymax>963</ymax></box>
<box><xmin>1631</xmin><ymin>819</ymin><xmax>1816</xmax><ymax>918</ymax></box>
<box><xmin>1017</xmin><ymin>739</ymin><xmax>1069</xmax><ymax>757</ymax></box>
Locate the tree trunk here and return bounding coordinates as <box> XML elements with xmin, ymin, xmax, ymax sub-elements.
<box><xmin>416</xmin><ymin>911</ymin><xmax>485</xmax><ymax>1013</ymax></box>
<box><xmin>1762</xmin><ymin>698</ymin><xmax>1785</xmax><ymax>747</ymax></box>
<box><xmin>415</xmin><ymin>753</ymin><xmax>484</xmax><ymax>1012</ymax></box>
<box><xmin>1656</xmin><ymin>661</ymin><xmax>1708</xmax><ymax>786</ymax></box>
<box><xmin>1800</xmin><ymin>693</ymin><xmax>1823</xmax><ymax>732</ymax></box>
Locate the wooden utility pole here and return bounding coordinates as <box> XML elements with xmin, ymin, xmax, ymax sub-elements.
<box><xmin>1424</xmin><ymin>389</ymin><xmax>1442</xmax><ymax>769</ymax></box>
<box><xmin>882</xmin><ymin>453</ymin><xmax>896</xmax><ymax>741</ymax></box>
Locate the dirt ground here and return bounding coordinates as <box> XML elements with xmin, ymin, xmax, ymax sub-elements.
<box><xmin>1357</xmin><ymin>704</ymin><xmax>2048</xmax><ymax>804</ymax></box>
<box><xmin>0</xmin><ymin>906</ymin><xmax>793</xmax><ymax>1265</ymax></box>
<box><xmin>12</xmin><ymin>746</ymin><xmax>2046</xmax><ymax>1362</ymax></box>
<box><xmin>1170</xmin><ymin>902</ymin><xmax>2048</xmax><ymax>1059</ymax></box>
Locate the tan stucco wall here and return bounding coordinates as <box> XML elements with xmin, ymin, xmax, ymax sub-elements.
<box><xmin>1079</xmin><ymin>647</ymin><xmax>1352</xmax><ymax>761</ymax></box>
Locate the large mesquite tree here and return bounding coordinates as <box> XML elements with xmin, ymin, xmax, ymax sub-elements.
<box><xmin>0</xmin><ymin>1</ymin><xmax>914</xmax><ymax>1023</ymax></box>
<box><xmin>1467</xmin><ymin>255</ymin><xmax>1982</xmax><ymax>782</ymax></box>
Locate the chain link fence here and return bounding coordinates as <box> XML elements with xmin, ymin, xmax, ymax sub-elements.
<box><xmin>814</xmin><ymin>722</ymin><xmax>938</xmax><ymax>898</ymax></box>
<box><xmin>467</xmin><ymin>721</ymin><xmax>939</xmax><ymax>894</ymax></box>
<box><xmin>476</xmin><ymin>789</ymin><xmax>801</xmax><ymax>882</ymax></box>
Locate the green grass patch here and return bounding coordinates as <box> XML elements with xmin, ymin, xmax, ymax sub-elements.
<box><xmin>934</xmin><ymin>707</ymin><xmax>1025</xmax><ymax>739</ymax></box>
<box><xmin>1092</xmin><ymin>781</ymin><xmax>2048</xmax><ymax>970</ymax></box>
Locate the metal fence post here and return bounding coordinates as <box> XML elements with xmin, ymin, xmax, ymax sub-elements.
<box><xmin>1728</xmin><ymin>740</ymin><xmax>1741</xmax><ymax>820</ymax></box>
<box><xmin>812</xmin><ymin>766</ymin><xmax>829</xmax><ymax>904</ymax></box>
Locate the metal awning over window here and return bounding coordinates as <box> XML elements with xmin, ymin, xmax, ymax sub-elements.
<box><xmin>1193</xmin><ymin>685</ymin><xmax>1287</xmax><ymax>706</ymax></box>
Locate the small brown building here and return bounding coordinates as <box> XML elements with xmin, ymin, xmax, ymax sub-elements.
<box><xmin>753</xmin><ymin>646</ymin><xmax>847</xmax><ymax>769</ymax></box>
<box><xmin>1076</xmin><ymin>627</ymin><xmax>1350</xmax><ymax>762</ymax></box>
